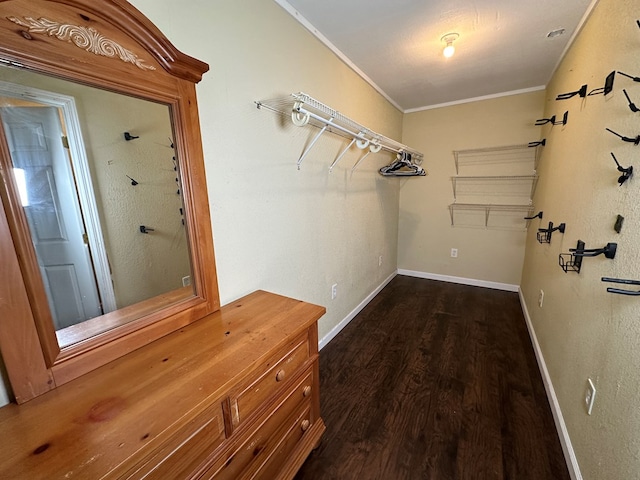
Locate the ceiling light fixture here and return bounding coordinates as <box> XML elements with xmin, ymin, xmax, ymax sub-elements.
<box><xmin>441</xmin><ymin>33</ymin><xmax>459</xmax><ymax>58</ymax></box>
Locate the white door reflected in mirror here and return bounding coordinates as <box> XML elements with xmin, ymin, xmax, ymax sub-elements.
<box><xmin>0</xmin><ymin>67</ymin><xmax>194</xmax><ymax>348</ymax></box>
<box><xmin>3</xmin><ymin>106</ymin><xmax>103</xmax><ymax>329</ymax></box>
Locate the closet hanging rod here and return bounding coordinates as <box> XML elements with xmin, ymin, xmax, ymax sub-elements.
<box><xmin>256</xmin><ymin>92</ymin><xmax>424</xmax><ymax>165</ymax></box>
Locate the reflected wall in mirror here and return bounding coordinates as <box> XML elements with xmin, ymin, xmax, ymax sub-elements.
<box><xmin>0</xmin><ymin>66</ymin><xmax>193</xmax><ymax>348</ymax></box>
<box><xmin>0</xmin><ymin>0</ymin><xmax>218</xmax><ymax>404</ymax></box>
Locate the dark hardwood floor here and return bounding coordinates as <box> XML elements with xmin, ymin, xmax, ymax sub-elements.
<box><xmin>295</xmin><ymin>275</ymin><xmax>570</xmax><ymax>480</ymax></box>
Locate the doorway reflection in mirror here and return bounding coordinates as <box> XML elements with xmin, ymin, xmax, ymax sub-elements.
<box><xmin>0</xmin><ymin>66</ymin><xmax>193</xmax><ymax>346</ymax></box>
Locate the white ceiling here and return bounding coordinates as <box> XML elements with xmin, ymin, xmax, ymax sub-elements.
<box><xmin>276</xmin><ymin>0</ymin><xmax>596</xmax><ymax>111</ymax></box>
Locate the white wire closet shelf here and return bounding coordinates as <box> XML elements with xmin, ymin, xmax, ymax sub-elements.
<box><xmin>453</xmin><ymin>144</ymin><xmax>542</xmax><ymax>175</ymax></box>
<box><xmin>256</xmin><ymin>92</ymin><xmax>425</xmax><ymax>173</ymax></box>
<box><xmin>450</xmin><ymin>175</ymin><xmax>539</xmax><ymax>200</ymax></box>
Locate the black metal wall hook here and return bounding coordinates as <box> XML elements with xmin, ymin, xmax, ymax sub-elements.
<box><xmin>524</xmin><ymin>211</ymin><xmax>543</xmax><ymax>220</ymax></box>
<box><xmin>126</xmin><ymin>175</ymin><xmax>139</xmax><ymax>186</ymax></box>
<box><xmin>559</xmin><ymin>240</ymin><xmax>584</xmax><ymax>273</ymax></box>
<box><xmin>537</xmin><ymin>221</ymin><xmax>566</xmax><ymax>244</ymax></box>
<box><xmin>535</xmin><ymin>115</ymin><xmax>555</xmax><ymax>125</ymax></box>
<box><xmin>614</xmin><ymin>214</ymin><xmax>625</xmax><ymax>233</ymax></box>
<box><xmin>139</xmin><ymin>225</ymin><xmax>155</xmax><ymax>234</ymax></box>
<box><xmin>556</xmin><ymin>84</ymin><xmax>587</xmax><ymax>101</ymax></box>
<box><xmin>605</xmin><ymin>128</ymin><xmax>640</xmax><ymax>145</ymax></box>
<box><xmin>571</xmin><ymin>242</ymin><xmax>617</xmax><ymax>258</ymax></box>
<box><xmin>535</xmin><ymin>111</ymin><xmax>568</xmax><ymax>126</ymax></box>
<box><xmin>528</xmin><ymin>139</ymin><xmax>546</xmax><ymax>147</ymax></box>
<box><xmin>618</xmin><ymin>71</ymin><xmax>640</xmax><ymax>83</ymax></box>
<box><xmin>124</xmin><ymin>131</ymin><xmax>139</xmax><ymax>141</ymax></box>
<box><xmin>602</xmin><ymin>277</ymin><xmax>640</xmax><ymax>296</ymax></box>
<box><xmin>559</xmin><ymin>240</ymin><xmax>617</xmax><ymax>273</ymax></box>
<box><xmin>622</xmin><ymin>89</ymin><xmax>640</xmax><ymax>112</ymax></box>
<box><xmin>587</xmin><ymin>71</ymin><xmax>616</xmax><ymax>96</ymax></box>
<box><xmin>610</xmin><ymin>153</ymin><xmax>633</xmax><ymax>185</ymax></box>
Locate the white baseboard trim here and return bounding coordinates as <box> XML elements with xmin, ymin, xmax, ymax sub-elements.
<box><xmin>318</xmin><ymin>271</ymin><xmax>396</xmax><ymax>351</ymax></box>
<box><xmin>397</xmin><ymin>269</ymin><xmax>519</xmax><ymax>292</ymax></box>
<box><xmin>518</xmin><ymin>288</ymin><xmax>582</xmax><ymax>480</ymax></box>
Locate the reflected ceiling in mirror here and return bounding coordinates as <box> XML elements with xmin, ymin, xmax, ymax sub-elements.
<box><xmin>0</xmin><ymin>65</ymin><xmax>194</xmax><ymax>348</ymax></box>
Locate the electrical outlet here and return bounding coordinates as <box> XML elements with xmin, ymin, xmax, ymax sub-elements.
<box><xmin>182</xmin><ymin>275</ymin><xmax>191</xmax><ymax>287</ymax></box>
<box><xmin>585</xmin><ymin>378</ymin><xmax>596</xmax><ymax>415</ymax></box>
<box><xmin>538</xmin><ymin>289</ymin><xmax>544</xmax><ymax>308</ymax></box>
<box><xmin>378</xmin><ymin>255</ymin><xmax>383</xmax><ymax>267</ymax></box>
<box><xmin>451</xmin><ymin>248</ymin><xmax>458</xmax><ymax>258</ymax></box>
<box><xmin>331</xmin><ymin>283</ymin><xmax>337</xmax><ymax>300</ymax></box>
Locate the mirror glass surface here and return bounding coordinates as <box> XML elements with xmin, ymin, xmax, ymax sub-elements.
<box><xmin>0</xmin><ymin>65</ymin><xmax>194</xmax><ymax>348</ymax></box>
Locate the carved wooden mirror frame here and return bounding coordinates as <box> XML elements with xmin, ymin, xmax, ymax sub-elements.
<box><xmin>0</xmin><ymin>0</ymin><xmax>219</xmax><ymax>403</ymax></box>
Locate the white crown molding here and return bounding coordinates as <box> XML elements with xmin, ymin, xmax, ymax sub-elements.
<box><xmin>272</xmin><ymin>0</ymin><xmax>403</xmax><ymax>112</ymax></box>
<box><xmin>404</xmin><ymin>85</ymin><xmax>547</xmax><ymax>113</ymax></box>
<box><xmin>547</xmin><ymin>0</ymin><xmax>600</xmax><ymax>84</ymax></box>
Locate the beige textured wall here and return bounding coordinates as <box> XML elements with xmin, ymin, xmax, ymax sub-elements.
<box><xmin>128</xmin><ymin>0</ymin><xmax>403</xmax><ymax>344</ymax></box>
<box><xmin>77</xmin><ymin>90</ymin><xmax>190</xmax><ymax>308</ymax></box>
<box><xmin>520</xmin><ymin>0</ymin><xmax>640</xmax><ymax>478</ymax></box>
<box><xmin>399</xmin><ymin>91</ymin><xmax>545</xmax><ymax>286</ymax></box>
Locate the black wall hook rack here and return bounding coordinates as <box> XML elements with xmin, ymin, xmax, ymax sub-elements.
<box><xmin>572</xmin><ymin>242</ymin><xmax>617</xmax><ymax>258</ymax></box>
<box><xmin>139</xmin><ymin>225</ymin><xmax>155</xmax><ymax>234</ymax></box>
<box><xmin>601</xmin><ymin>277</ymin><xmax>640</xmax><ymax>296</ymax></box>
<box><xmin>528</xmin><ymin>139</ymin><xmax>546</xmax><ymax>147</ymax></box>
<box><xmin>622</xmin><ymin>89</ymin><xmax>639</xmax><ymax>112</ymax></box>
<box><xmin>524</xmin><ymin>211</ymin><xmax>543</xmax><ymax>220</ymax></box>
<box><xmin>559</xmin><ymin>240</ymin><xmax>617</xmax><ymax>273</ymax></box>
<box><xmin>535</xmin><ymin>111</ymin><xmax>568</xmax><ymax>126</ymax></box>
<box><xmin>537</xmin><ymin>221</ymin><xmax>565</xmax><ymax>244</ymax></box>
<box><xmin>556</xmin><ymin>84</ymin><xmax>587</xmax><ymax>100</ymax></box>
<box><xmin>610</xmin><ymin>153</ymin><xmax>633</xmax><ymax>185</ymax></box>
<box><xmin>559</xmin><ymin>240</ymin><xmax>585</xmax><ymax>273</ymax></box>
<box><xmin>587</xmin><ymin>71</ymin><xmax>616</xmax><ymax>96</ymax></box>
<box><xmin>605</xmin><ymin>128</ymin><xmax>640</xmax><ymax>145</ymax></box>
<box><xmin>124</xmin><ymin>131</ymin><xmax>139</xmax><ymax>141</ymax></box>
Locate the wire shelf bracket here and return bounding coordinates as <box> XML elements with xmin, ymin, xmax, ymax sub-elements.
<box><xmin>448</xmin><ymin>203</ymin><xmax>535</xmax><ymax>228</ymax></box>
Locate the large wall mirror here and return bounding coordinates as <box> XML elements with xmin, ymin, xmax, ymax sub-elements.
<box><xmin>0</xmin><ymin>0</ymin><xmax>220</xmax><ymax>403</ymax></box>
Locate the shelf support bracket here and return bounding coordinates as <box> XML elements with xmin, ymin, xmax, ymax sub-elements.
<box><xmin>296</xmin><ymin>117</ymin><xmax>333</xmax><ymax>169</ymax></box>
<box><xmin>329</xmin><ymin>138</ymin><xmax>356</xmax><ymax>172</ymax></box>
<box><xmin>351</xmin><ymin>150</ymin><xmax>372</xmax><ymax>172</ymax></box>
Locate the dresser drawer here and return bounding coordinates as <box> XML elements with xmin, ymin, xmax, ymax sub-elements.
<box><xmin>228</xmin><ymin>333</ymin><xmax>310</xmax><ymax>429</ymax></box>
<box><xmin>123</xmin><ymin>401</ymin><xmax>225</xmax><ymax>480</ymax></box>
<box><xmin>249</xmin><ymin>405</ymin><xmax>312</xmax><ymax>480</ymax></box>
<box><xmin>204</xmin><ymin>368</ymin><xmax>315</xmax><ymax>479</ymax></box>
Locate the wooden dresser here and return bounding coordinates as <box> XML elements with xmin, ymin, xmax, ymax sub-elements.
<box><xmin>0</xmin><ymin>290</ymin><xmax>326</xmax><ymax>479</ymax></box>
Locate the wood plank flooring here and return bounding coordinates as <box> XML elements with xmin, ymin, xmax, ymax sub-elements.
<box><xmin>294</xmin><ymin>275</ymin><xmax>570</xmax><ymax>480</ymax></box>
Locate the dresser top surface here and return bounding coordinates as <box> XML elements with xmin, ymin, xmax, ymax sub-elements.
<box><xmin>0</xmin><ymin>290</ymin><xmax>325</xmax><ymax>478</ymax></box>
